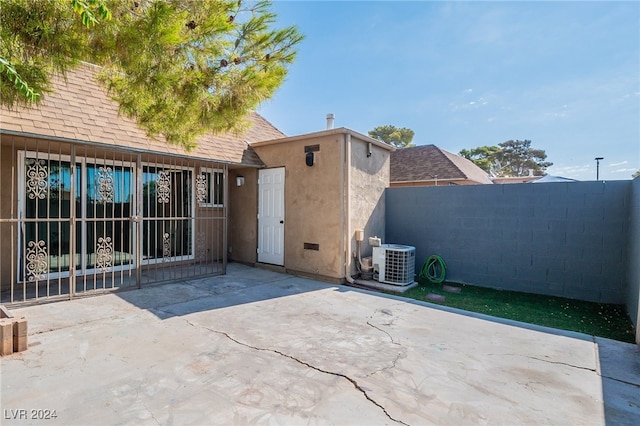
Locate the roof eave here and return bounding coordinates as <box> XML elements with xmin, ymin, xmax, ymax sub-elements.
<box><xmin>391</xmin><ymin>178</ymin><xmax>468</xmax><ymax>184</ymax></box>
<box><xmin>0</xmin><ymin>128</ymin><xmax>262</xmax><ymax>167</ymax></box>
<box><xmin>251</xmin><ymin>127</ymin><xmax>395</xmax><ymax>151</ymax></box>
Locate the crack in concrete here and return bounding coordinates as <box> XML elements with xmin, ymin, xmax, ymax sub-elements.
<box><xmin>488</xmin><ymin>353</ymin><xmax>596</xmax><ymax>372</ymax></box>
<box><xmin>366</xmin><ymin>321</ymin><xmax>402</xmax><ymax>347</ymax></box>
<box><xmin>139</xmin><ymin>402</ymin><xmax>161</xmax><ymax>426</ymax></box>
<box><xmin>600</xmin><ymin>375</ymin><xmax>640</xmax><ymax>388</ymax></box>
<box><xmin>489</xmin><ymin>352</ymin><xmax>640</xmax><ymax>387</ymax></box>
<box><xmin>149</xmin><ymin>408</ymin><xmax>161</xmax><ymax>425</ymax></box>
<box><xmin>365</xmin><ymin>310</ymin><xmax>405</xmax><ymax>378</ymax></box>
<box><xmin>366</xmin><ymin>352</ymin><xmax>403</xmax><ymax>378</ymax></box>
<box><xmin>186</xmin><ymin>320</ymin><xmax>408</xmax><ymax>426</ymax></box>
<box><xmin>367</xmin><ymin>309</ymin><xmax>402</xmax><ymax>346</ymax></box>
<box><xmin>132</xmin><ymin>370</ymin><xmax>161</xmax><ymax>426</ymax></box>
<box><xmin>528</xmin><ymin>356</ymin><xmax>640</xmax><ymax>388</ymax></box>
<box><xmin>525</xmin><ymin>355</ymin><xmax>597</xmax><ymax>372</ymax></box>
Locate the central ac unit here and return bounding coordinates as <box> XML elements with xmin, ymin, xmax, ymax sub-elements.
<box><xmin>372</xmin><ymin>244</ymin><xmax>416</xmax><ymax>285</ymax></box>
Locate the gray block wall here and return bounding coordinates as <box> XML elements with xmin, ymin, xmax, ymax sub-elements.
<box><xmin>386</xmin><ymin>181</ymin><xmax>632</xmax><ymax>304</ymax></box>
<box><xmin>627</xmin><ymin>178</ymin><xmax>640</xmax><ymax>336</ymax></box>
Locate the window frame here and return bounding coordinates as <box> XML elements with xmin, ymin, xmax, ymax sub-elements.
<box><xmin>197</xmin><ymin>167</ymin><xmax>224</xmax><ymax>208</ymax></box>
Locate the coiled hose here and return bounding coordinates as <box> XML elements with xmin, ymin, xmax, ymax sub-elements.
<box><xmin>419</xmin><ymin>255</ymin><xmax>447</xmax><ymax>283</ymax></box>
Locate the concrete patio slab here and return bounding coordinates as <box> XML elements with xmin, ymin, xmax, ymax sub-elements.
<box><xmin>1</xmin><ymin>263</ymin><xmax>639</xmax><ymax>425</ymax></box>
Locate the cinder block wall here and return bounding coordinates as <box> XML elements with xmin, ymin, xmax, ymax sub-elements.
<box><xmin>627</xmin><ymin>178</ymin><xmax>640</xmax><ymax>338</ymax></box>
<box><xmin>386</xmin><ymin>181</ymin><xmax>631</xmax><ymax>304</ymax></box>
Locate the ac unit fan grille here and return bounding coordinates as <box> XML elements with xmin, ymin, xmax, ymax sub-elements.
<box><xmin>384</xmin><ymin>248</ymin><xmax>415</xmax><ymax>285</ymax></box>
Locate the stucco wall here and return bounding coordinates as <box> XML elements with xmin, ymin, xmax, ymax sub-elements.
<box><xmin>386</xmin><ymin>181</ymin><xmax>631</xmax><ymax>304</ymax></box>
<box><xmin>194</xmin><ymin>206</ymin><xmax>224</xmax><ymax>261</ymax></box>
<box><xmin>349</xmin><ymin>136</ymin><xmax>389</xmax><ymax>273</ymax></box>
<box><xmin>253</xmin><ymin>134</ymin><xmax>345</xmax><ymax>279</ymax></box>
<box><xmin>627</xmin><ymin>177</ymin><xmax>640</xmax><ymax>342</ymax></box>
<box><xmin>251</xmin><ymin>131</ymin><xmax>391</xmax><ymax>281</ymax></box>
<box><xmin>228</xmin><ymin>167</ymin><xmax>259</xmax><ymax>264</ymax></box>
<box><xmin>0</xmin><ymin>138</ymin><xmax>16</xmax><ymax>286</ymax></box>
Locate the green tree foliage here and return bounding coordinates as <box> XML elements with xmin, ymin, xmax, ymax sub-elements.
<box><xmin>633</xmin><ymin>170</ymin><xmax>640</xmax><ymax>179</ymax></box>
<box><xmin>71</xmin><ymin>0</ymin><xmax>111</xmax><ymax>27</ymax></box>
<box><xmin>368</xmin><ymin>125</ymin><xmax>415</xmax><ymax>148</ymax></box>
<box><xmin>1</xmin><ymin>0</ymin><xmax>101</xmax><ymax>107</ymax></box>
<box><xmin>0</xmin><ymin>57</ymin><xmax>41</xmax><ymax>104</ymax></box>
<box><xmin>0</xmin><ymin>0</ymin><xmax>303</xmax><ymax>150</ymax></box>
<box><xmin>460</xmin><ymin>140</ymin><xmax>552</xmax><ymax>177</ymax></box>
<box><xmin>1</xmin><ymin>0</ymin><xmax>111</xmax><ymax>106</ymax></box>
<box><xmin>458</xmin><ymin>146</ymin><xmax>501</xmax><ymax>174</ymax></box>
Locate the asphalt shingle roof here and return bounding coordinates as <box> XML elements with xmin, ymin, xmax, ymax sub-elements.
<box><xmin>391</xmin><ymin>144</ymin><xmax>492</xmax><ymax>184</ymax></box>
<box><xmin>0</xmin><ymin>63</ymin><xmax>285</xmax><ymax>166</ymax></box>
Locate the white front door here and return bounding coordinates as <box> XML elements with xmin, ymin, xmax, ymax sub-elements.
<box><xmin>258</xmin><ymin>167</ymin><xmax>285</xmax><ymax>265</ymax></box>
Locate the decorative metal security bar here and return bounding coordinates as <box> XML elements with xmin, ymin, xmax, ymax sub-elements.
<box><xmin>0</xmin><ymin>135</ymin><xmax>227</xmax><ymax>305</ymax></box>
<box><xmin>138</xmin><ymin>154</ymin><xmax>226</xmax><ymax>285</ymax></box>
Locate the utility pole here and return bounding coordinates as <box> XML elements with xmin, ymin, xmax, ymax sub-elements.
<box><xmin>595</xmin><ymin>157</ymin><xmax>603</xmax><ymax>181</ymax></box>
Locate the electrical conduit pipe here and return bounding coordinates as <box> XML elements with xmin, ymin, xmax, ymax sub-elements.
<box><xmin>344</xmin><ymin>132</ymin><xmax>355</xmax><ymax>284</ymax></box>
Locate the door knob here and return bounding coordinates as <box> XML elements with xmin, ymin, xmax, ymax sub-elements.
<box><xmin>279</xmin><ymin>220</ymin><xmax>284</xmax><ymax>224</ymax></box>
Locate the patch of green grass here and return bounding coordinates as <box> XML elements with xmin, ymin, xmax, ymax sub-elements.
<box><xmin>397</xmin><ymin>278</ymin><xmax>636</xmax><ymax>343</ymax></box>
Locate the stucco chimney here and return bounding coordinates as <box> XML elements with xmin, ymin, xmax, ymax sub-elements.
<box><xmin>326</xmin><ymin>113</ymin><xmax>334</xmax><ymax>130</ymax></box>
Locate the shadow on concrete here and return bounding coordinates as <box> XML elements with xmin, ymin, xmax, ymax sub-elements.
<box><xmin>114</xmin><ymin>262</ymin><xmax>347</xmax><ymax>320</ymax></box>
<box><xmin>596</xmin><ymin>337</ymin><xmax>640</xmax><ymax>425</ymax></box>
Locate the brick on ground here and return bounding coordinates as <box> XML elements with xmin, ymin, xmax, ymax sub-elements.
<box><xmin>426</xmin><ymin>293</ymin><xmax>446</xmax><ymax>302</ymax></box>
<box><xmin>0</xmin><ymin>319</ymin><xmax>13</xmax><ymax>356</ymax></box>
<box><xmin>13</xmin><ymin>317</ymin><xmax>28</xmax><ymax>352</ymax></box>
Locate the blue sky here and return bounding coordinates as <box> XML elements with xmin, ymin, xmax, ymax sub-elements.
<box><xmin>258</xmin><ymin>0</ymin><xmax>640</xmax><ymax>181</ymax></box>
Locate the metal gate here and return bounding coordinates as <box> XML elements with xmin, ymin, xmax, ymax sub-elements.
<box><xmin>0</xmin><ymin>137</ymin><xmax>227</xmax><ymax>305</ymax></box>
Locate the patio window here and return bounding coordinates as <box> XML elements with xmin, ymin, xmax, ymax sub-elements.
<box><xmin>141</xmin><ymin>166</ymin><xmax>194</xmax><ymax>263</ymax></box>
<box><xmin>3</xmin><ymin>143</ymin><xmax>226</xmax><ymax>305</ymax></box>
<box><xmin>197</xmin><ymin>168</ymin><xmax>224</xmax><ymax>207</ymax></box>
<box><xmin>18</xmin><ymin>152</ymin><xmax>135</xmax><ymax>281</ymax></box>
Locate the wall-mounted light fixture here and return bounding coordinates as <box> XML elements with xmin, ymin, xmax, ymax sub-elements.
<box><xmin>304</xmin><ymin>144</ymin><xmax>319</xmax><ymax>167</ymax></box>
<box><xmin>236</xmin><ymin>176</ymin><xmax>245</xmax><ymax>186</ymax></box>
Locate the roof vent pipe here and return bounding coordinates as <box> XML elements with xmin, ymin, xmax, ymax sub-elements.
<box><xmin>326</xmin><ymin>113</ymin><xmax>334</xmax><ymax>130</ymax></box>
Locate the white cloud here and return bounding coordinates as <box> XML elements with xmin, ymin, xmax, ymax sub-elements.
<box><xmin>451</xmin><ymin>95</ymin><xmax>490</xmax><ymax>111</ymax></box>
<box><xmin>548</xmin><ymin>164</ymin><xmax>591</xmax><ymax>174</ymax></box>
<box><xmin>613</xmin><ymin>168</ymin><xmax>636</xmax><ymax>174</ymax></box>
<box><xmin>546</xmin><ymin>164</ymin><xmax>593</xmax><ymax>180</ymax></box>
<box><xmin>543</xmin><ymin>103</ymin><xmax>571</xmax><ymax>120</ymax></box>
<box><xmin>609</xmin><ymin>160</ymin><xmax>628</xmax><ymax>167</ymax></box>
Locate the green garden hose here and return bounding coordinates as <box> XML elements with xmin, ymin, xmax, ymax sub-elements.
<box><xmin>420</xmin><ymin>255</ymin><xmax>447</xmax><ymax>283</ymax></box>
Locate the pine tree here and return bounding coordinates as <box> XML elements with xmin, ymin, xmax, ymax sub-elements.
<box><xmin>368</xmin><ymin>125</ymin><xmax>415</xmax><ymax>148</ymax></box>
<box><xmin>0</xmin><ymin>0</ymin><xmax>303</xmax><ymax>150</ymax></box>
<box><xmin>460</xmin><ymin>140</ymin><xmax>552</xmax><ymax>177</ymax></box>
